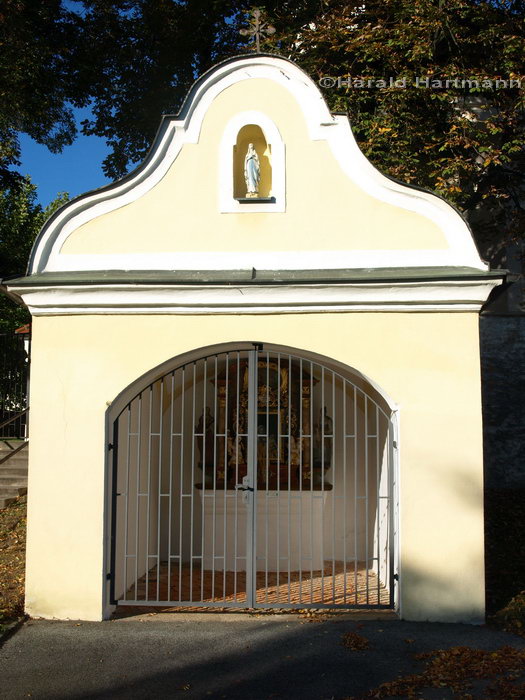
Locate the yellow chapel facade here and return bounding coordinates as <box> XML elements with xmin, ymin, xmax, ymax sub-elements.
<box><xmin>7</xmin><ymin>55</ymin><xmax>503</xmax><ymax>622</ymax></box>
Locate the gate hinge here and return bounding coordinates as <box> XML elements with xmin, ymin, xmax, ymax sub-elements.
<box><xmin>108</xmin><ymin>443</ymin><xmax>114</xmax><ymax>451</ymax></box>
<box><xmin>106</xmin><ymin>573</ymin><xmax>112</xmax><ymax>581</ymax></box>
<box><xmin>394</xmin><ymin>573</ymin><xmax>399</xmax><ymax>581</ymax></box>
<box><xmin>393</xmin><ymin>441</ymin><xmax>398</xmax><ymax>449</ymax></box>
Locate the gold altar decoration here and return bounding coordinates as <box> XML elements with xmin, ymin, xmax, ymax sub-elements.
<box><xmin>195</xmin><ymin>357</ymin><xmax>333</xmax><ymax>490</ymax></box>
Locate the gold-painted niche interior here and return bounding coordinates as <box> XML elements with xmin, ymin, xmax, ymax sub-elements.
<box><xmin>233</xmin><ymin>124</ymin><xmax>272</xmax><ymax>199</ymax></box>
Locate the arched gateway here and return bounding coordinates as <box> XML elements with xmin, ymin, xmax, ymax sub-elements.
<box><xmin>108</xmin><ymin>344</ymin><xmax>397</xmax><ymax>609</ymax></box>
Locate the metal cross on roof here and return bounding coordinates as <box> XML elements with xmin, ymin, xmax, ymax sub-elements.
<box><xmin>239</xmin><ymin>8</ymin><xmax>276</xmax><ymax>53</ymax></box>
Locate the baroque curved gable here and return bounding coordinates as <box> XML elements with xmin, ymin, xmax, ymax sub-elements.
<box><xmin>29</xmin><ymin>54</ymin><xmax>486</xmax><ymax>275</ymax></box>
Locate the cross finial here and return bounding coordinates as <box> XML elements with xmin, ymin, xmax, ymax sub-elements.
<box><xmin>239</xmin><ymin>8</ymin><xmax>276</xmax><ymax>53</ymax></box>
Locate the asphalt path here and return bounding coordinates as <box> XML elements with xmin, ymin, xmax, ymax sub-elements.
<box><xmin>1</xmin><ymin>613</ymin><xmax>523</xmax><ymax>699</ymax></box>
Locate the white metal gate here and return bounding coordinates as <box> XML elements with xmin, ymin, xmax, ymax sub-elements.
<box><xmin>109</xmin><ymin>346</ymin><xmax>396</xmax><ymax>609</ymax></box>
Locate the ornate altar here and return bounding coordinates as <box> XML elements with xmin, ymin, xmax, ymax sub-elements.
<box><xmin>195</xmin><ymin>357</ymin><xmax>333</xmax><ymax>490</ymax></box>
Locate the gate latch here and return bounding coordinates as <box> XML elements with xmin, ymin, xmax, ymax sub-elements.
<box><xmin>236</xmin><ymin>475</ymin><xmax>254</xmax><ymax>492</ymax></box>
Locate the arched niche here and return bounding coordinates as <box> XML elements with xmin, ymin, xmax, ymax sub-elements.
<box><xmin>233</xmin><ymin>124</ymin><xmax>272</xmax><ymax>199</ymax></box>
<box><xmin>218</xmin><ymin>111</ymin><xmax>285</xmax><ymax>213</ymax></box>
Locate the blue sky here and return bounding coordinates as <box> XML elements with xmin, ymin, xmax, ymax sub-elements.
<box><xmin>18</xmin><ymin>107</ymin><xmax>113</xmax><ymax>207</ymax></box>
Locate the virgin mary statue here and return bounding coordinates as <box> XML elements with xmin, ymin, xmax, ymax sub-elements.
<box><xmin>244</xmin><ymin>143</ymin><xmax>260</xmax><ymax>197</ymax></box>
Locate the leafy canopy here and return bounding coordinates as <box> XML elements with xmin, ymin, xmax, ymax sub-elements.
<box><xmin>0</xmin><ymin>180</ymin><xmax>68</xmax><ymax>332</ymax></box>
<box><xmin>276</xmin><ymin>0</ymin><xmax>525</xmax><ymax>261</ymax></box>
<box><xmin>0</xmin><ymin>1</ymin><xmax>86</xmax><ymax>188</ymax></box>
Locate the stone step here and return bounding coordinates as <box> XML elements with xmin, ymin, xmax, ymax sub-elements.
<box><xmin>0</xmin><ymin>443</ymin><xmax>28</xmax><ymax>506</ymax></box>
<box><xmin>0</xmin><ymin>451</ymin><xmax>28</xmax><ymax>467</ymax></box>
<box><xmin>0</xmin><ymin>442</ymin><xmax>27</xmax><ymax>453</ymax></box>
<box><xmin>0</xmin><ymin>448</ymin><xmax>28</xmax><ymax>460</ymax></box>
<box><xmin>0</xmin><ymin>485</ymin><xmax>24</xmax><ymax>498</ymax></box>
<box><xmin>0</xmin><ymin>475</ymin><xmax>27</xmax><ymax>487</ymax></box>
<box><xmin>0</xmin><ymin>460</ymin><xmax>28</xmax><ymax>470</ymax></box>
<box><xmin>0</xmin><ymin>466</ymin><xmax>27</xmax><ymax>479</ymax></box>
<box><xmin>0</xmin><ymin>453</ymin><xmax>28</xmax><ymax>462</ymax></box>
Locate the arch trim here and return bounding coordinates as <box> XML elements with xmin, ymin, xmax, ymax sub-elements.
<box><xmin>106</xmin><ymin>341</ymin><xmax>399</xmax><ymax>427</ymax></box>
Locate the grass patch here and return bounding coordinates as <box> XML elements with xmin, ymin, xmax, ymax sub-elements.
<box><xmin>0</xmin><ymin>495</ymin><xmax>26</xmax><ymax>627</ymax></box>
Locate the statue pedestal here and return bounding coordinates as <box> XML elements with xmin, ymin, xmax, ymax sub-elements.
<box><xmin>197</xmin><ymin>490</ymin><xmax>327</xmax><ymax>572</ymax></box>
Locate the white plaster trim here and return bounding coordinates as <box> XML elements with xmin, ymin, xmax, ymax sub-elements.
<box><xmin>10</xmin><ymin>279</ymin><xmax>500</xmax><ymax>315</ymax></box>
<box><xmin>218</xmin><ymin>111</ymin><xmax>285</xmax><ymax>212</ymax></box>
<box><xmin>29</xmin><ymin>55</ymin><xmax>487</xmax><ymax>274</ymax></box>
<box><xmin>48</xmin><ymin>250</ymin><xmax>484</xmax><ymax>272</ymax></box>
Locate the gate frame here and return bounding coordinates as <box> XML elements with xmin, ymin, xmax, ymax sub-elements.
<box><xmin>103</xmin><ymin>341</ymin><xmax>400</xmax><ymax>616</ymax></box>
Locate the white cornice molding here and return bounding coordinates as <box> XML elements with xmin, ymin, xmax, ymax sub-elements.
<box><xmin>28</xmin><ymin>55</ymin><xmax>488</xmax><ymax>276</ymax></box>
<box><xmin>9</xmin><ymin>279</ymin><xmax>501</xmax><ymax>316</ymax></box>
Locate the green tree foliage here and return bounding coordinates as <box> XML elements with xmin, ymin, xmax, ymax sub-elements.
<box><xmin>275</xmin><ymin>0</ymin><xmax>525</xmax><ymax>261</ymax></box>
<box><xmin>0</xmin><ymin>180</ymin><xmax>68</xmax><ymax>333</ymax></box>
<box><xmin>0</xmin><ymin>1</ymin><xmax>314</xmax><ymax>180</ymax></box>
<box><xmin>0</xmin><ymin>1</ymin><xmax>85</xmax><ymax>189</ymax></box>
<box><xmin>73</xmin><ymin>1</ymin><xmax>321</xmax><ymax>180</ymax></box>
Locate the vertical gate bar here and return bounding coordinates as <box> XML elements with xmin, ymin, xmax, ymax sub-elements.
<box><xmin>299</xmin><ymin>357</ymin><xmax>303</xmax><ymax>603</ymax></box>
<box><xmin>167</xmin><ymin>371</ymin><xmax>174</xmax><ymax>601</ymax></box>
<box><xmin>376</xmin><ymin>405</ymin><xmax>380</xmax><ymax>605</ymax></box>
<box><xmin>320</xmin><ymin>364</ymin><xmax>325</xmax><ymax>603</ymax></box>
<box><xmin>353</xmin><ymin>387</ymin><xmax>358</xmax><ymax>605</ymax></box>
<box><xmin>266</xmin><ymin>352</ymin><xmax>270</xmax><ymax>602</ymax></box>
<box><xmin>234</xmin><ymin>352</ymin><xmax>240</xmax><ymax>602</ymax></box>
<box><xmin>246</xmin><ymin>349</ymin><xmax>258</xmax><ymax>607</ymax></box>
<box><xmin>331</xmin><ymin>370</ymin><xmax>336</xmax><ymax>603</ymax></box>
<box><xmin>189</xmin><ymin>362</ymin><xmax>197</xmax><ymax>601</ymax></box>
<box><xmin>122</xmin><ymin>405</ymin><xmax>131</xmax><ymax>600</ymax></box>
<box><xmin>388</xmin><ymin>418</ymin><xmax>396</xmax><ymax>608</ymax></box>
<box><xmin>287</xmin><ymin>354</ymin><xmax>292</xmax><ymax>603</ymax></box>
<box><xmin>223</xmin><ymin>352</ymin><xmax>229</xmax><ymax>601</ymax></box>
<box><xmin>200</xmin><ymin>358</ymin><xmax>207</xmax><ymax>602</ymax></box>
<box><xmin>365</xmin><ymin>395</ymin><xmax>369</xmax><ymax>605</ymax></box>
<box><xmin>145</xmin><ymin>385</ymin><xmax>153</xmax><ymax>600</ymax></box>
<box><xmin>276</xmin><ymin>353</ymin><xmax>281</xmax><ymax>602</ymax></box>
<box><xmin>343</xmin><ymin>381</ymin><xmax>347</xmax><ymax>603</ymax></box>
<box><xmin>211</xmin><ymin>356</ymin><xmax>218</xmax><ymax>602</ymax></box>
<box><xmin>156</xmin><ymin>379</ymin><xmax>164</xmax><ymax>601</ymax></box>
<box><xmin>309</xmin><ymin>360</ymin><xmax>314</xmax><ymax>602</ymax></box>
<box><xmin>255</xmin><ymin>353</ymin><xmax>270</xmax><ymax>603</ymax></box>
<box><xmin>178</xmin><ymin>366</ymin><xmax>185</xmax><ymax>602</ymax></box>
<box><xmin>109</xmin><ymin>417</ymin><xmax>119</xmax><ymax>605</ymax></box>
<box><xmin>134</xmin><ymin>393</ymin><xmax>142</xmax><ymax>601</ymax></box>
